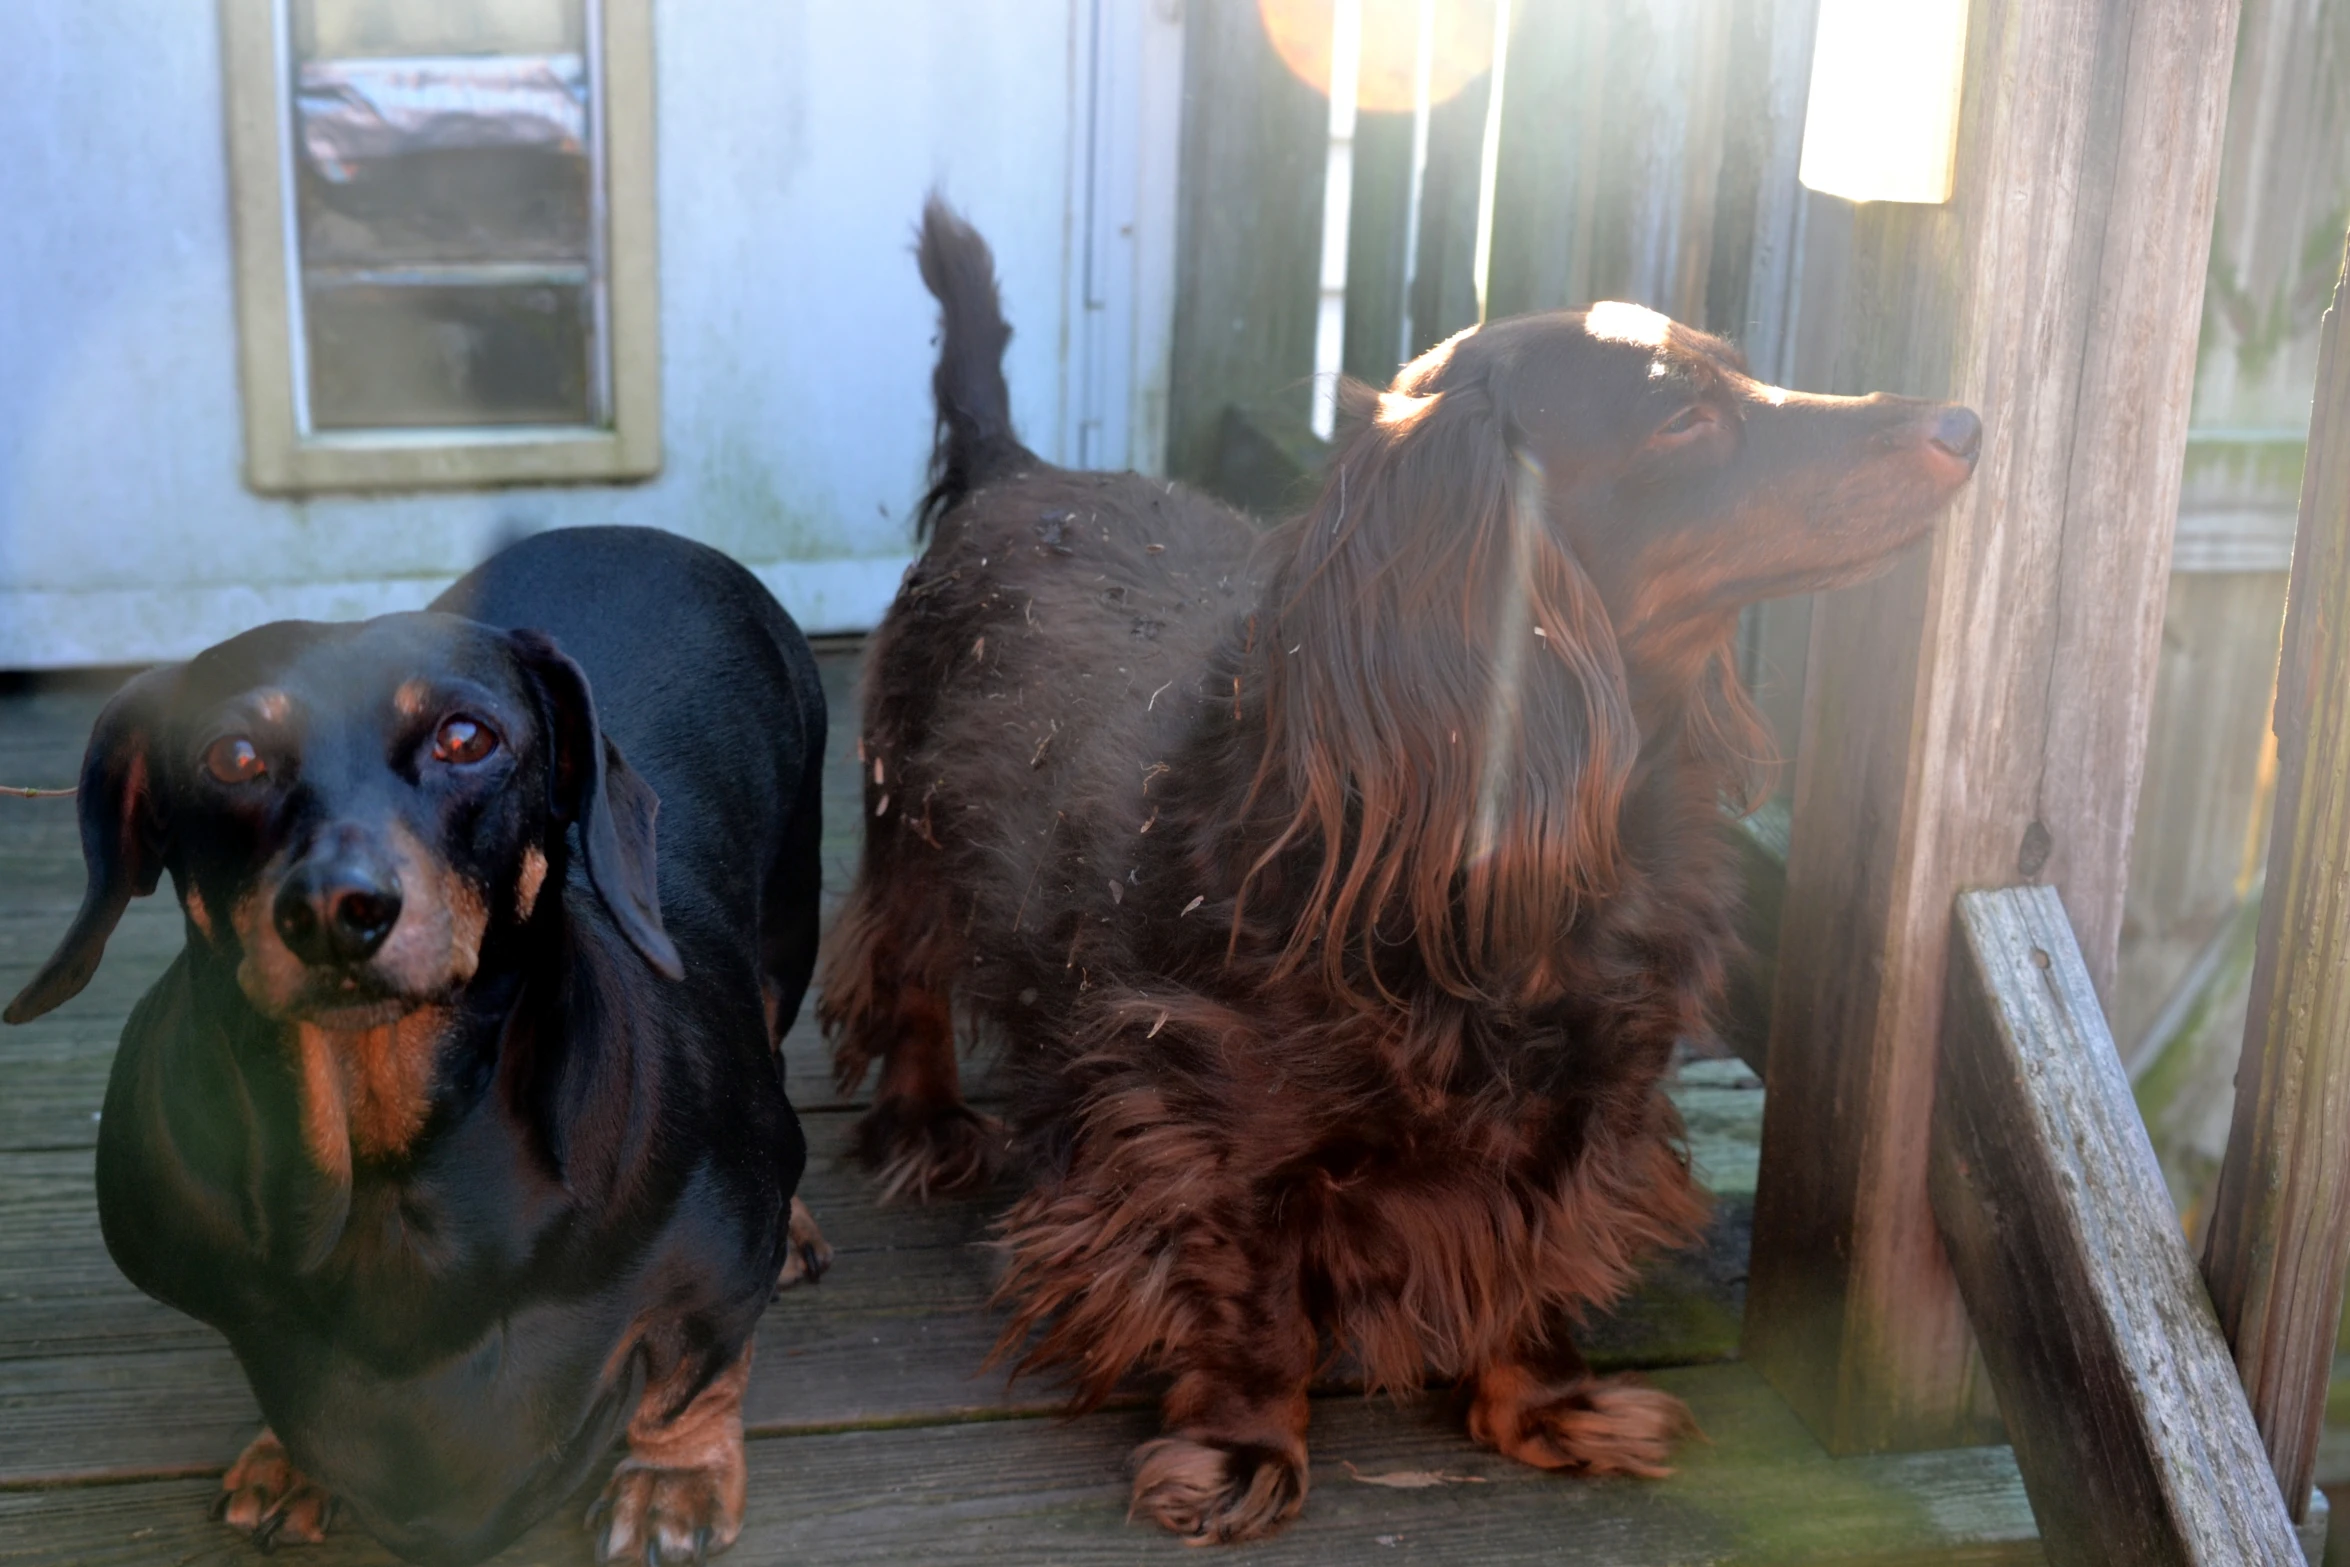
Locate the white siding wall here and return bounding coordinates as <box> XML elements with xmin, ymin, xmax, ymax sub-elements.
<box><xmin>0</xmin><ymin>0</ymin><xmax>1182</xmax><ymax>668</ymax></box>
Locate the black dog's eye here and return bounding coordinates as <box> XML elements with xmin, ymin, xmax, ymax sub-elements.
<box><xmin>203</xmin><ymin>736</ymin><xmax>266</xmax><ymax>785</ymax></box>
<box><xmin>433</xmin><ymin>716</ymin><xmax>499</xmax><ymax>765</ymax></box>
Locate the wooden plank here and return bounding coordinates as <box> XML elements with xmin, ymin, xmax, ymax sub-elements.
<box><xmin>1932</xmin><ymin>885</ymin><xmax>2300</xmax><ymax>1564</ymax></box>
<box><xmin>1742</xmin><ymin>0</ymin><xmax>2246</xmax><ymax>1453</ymax></box>
<box><xmin>1162</xmin><ymin>2</ymin><xmax>1328</xmax><ymax>490</ymax></box>
<box><xmin>0</xmin><ymin>1363</ymin><xmax>2045</xmax><ymax>1566</ymax></box>
<box><xmin>2204</xmin><ymin>231</ymin><xmax>2350</xmax><ymax>1523</ymax></box>
<box><xmin>0</xmin><ymin>1094</ymin><xmax>1761</xmax><ymax>1483</ymax></box>
<box><xmin>1485</xmin><ymin>0</ymin><xmax>1730</xmax><ymax>324</ymax></box>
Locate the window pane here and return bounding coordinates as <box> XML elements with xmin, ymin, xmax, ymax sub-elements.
<box><xmin>305</xmin><ymin>280</ymin><xmax>593</xmax><ymax>429</ymax></box>
<box><xmin>286</xmin><ymin>0</ymin><xmax>604</xmax><ymax>433</ymax></box>
<box><xmin>295</xmin><ymin>58</ymin><xmax>592</xmax><ymax>265</ymax></box>
<box><xmin>295</xmin><ymin>0</ymin><xmax>582</xmax><ymax>61</ymax></box>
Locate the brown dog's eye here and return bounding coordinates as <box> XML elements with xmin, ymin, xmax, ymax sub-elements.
<box><xmin>203</xmin><ymin>736</ymin><xmax>266</xmax><ymax>785</ymax></box>
<box><xmin>433</xmin><ymin>716</ymin><xmax>499</xmax><ymax>765</ymax></box>
<box><xmin>1655</xmin><ymin>404</ymin><xmax>1715</xmax><ymax>441</ymax></box>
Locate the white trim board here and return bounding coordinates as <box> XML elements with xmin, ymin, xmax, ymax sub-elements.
<box><xmin>0</xmin><ymin>554</ymin><xmax>915</xmax><ymax>670</ymax></box>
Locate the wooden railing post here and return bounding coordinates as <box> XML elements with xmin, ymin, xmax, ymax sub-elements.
<box><xmin>1742</xmin><ymin>0</ymin><xmax>2244</xmax><ymax>1453</ymax></box>
<box><xmin>2201</xmin><ymin>232</ymin><xmax>2350</xmax><ymax>1523</ymax></box>
<box><xmin>1935</xmin><ymin>885</ymin><xmax>2302</xmax><ymax>1565</ymax></box>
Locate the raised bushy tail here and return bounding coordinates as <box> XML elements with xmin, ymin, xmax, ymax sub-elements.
<box><xmin>915</xmin><ymin>196</ymin><xmax>1035</xmax><ymax>537</ymax></box>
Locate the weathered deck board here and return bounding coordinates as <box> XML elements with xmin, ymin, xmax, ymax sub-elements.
<box><xmin>0</xmin><ymin>1364</ymin><xmax>2043</xmax><ymax>1566</ymax></box>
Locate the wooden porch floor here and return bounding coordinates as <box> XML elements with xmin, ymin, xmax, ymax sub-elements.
<box><xmin>0</xmin><ymin>651</ymin><xmax>2047</xmax><ymax>1565</ymax></box>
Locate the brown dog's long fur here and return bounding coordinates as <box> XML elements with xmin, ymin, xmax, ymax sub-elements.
<box><xmin>821</xmin><ymin>202</ymin><xmax>1980</xmax><ymax>1543</ymax></box>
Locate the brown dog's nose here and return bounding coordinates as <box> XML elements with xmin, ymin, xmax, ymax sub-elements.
<box><xmin>1930</xmin><ymin>406</ymin><xmax>1983</xmax><ymax>466</ymax></box>
<box><xmin>274</xmin><ymin>856</ymin><xmax>403</xmax><ymax>967</ymax></box>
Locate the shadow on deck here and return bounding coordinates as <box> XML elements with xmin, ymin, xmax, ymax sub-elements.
<box><xmin>0</xmin><ymin>652</ymin><xmax>2042</xmax><ymax>1564</ymax></box>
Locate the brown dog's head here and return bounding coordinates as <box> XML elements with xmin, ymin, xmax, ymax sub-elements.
<box><xmin>1251</xmin><ymin>303</ymin><xmax>1977</xmax><ymax>1001</ymax></box>
<box><xmin>1395</xmin><ymin>300</ymin><xmax>1979</xmax><ymax>676</ymax></box>
<box><xmin>3</xmin><ymin>614</ymin><xmax>679</xmax><ymax>1033</ymax></box>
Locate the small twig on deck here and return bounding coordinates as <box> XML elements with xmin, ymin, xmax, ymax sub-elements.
<box><xmin>2</xmin><ymin>785</ymin><xmax>75</xmax><ymax>798</ymax></box>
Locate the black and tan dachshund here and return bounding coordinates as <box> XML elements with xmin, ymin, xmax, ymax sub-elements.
<box><xmin>5</xmin><ymin>526</ymin><xmax>829</xmax><ymax>1565</ymax></box>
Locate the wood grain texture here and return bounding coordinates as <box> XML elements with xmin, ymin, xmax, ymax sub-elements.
<box><xmin>2204</xmin><ymin>232</ymin><xmax>2350</xmax><ymax>1522</ymax></box>
<box><xmin>1161</xmin><ymin>1</ymin><xmax>1328</xmax><ymax>489</ymax></box>
<box><xmin>0</xmin><ymin>1364</ymin><xmax>2046</xmax><ymax>1566</ymax></box>
<box><xmin>1743</xmin><ymin>0</ymin><xmax>2246</xmax><ymax>1453</ymax></box>
<box><xmin>1933</xmin><ymin>886</ymin><xmax>2300</xmax><ymax>1564</ymax></box>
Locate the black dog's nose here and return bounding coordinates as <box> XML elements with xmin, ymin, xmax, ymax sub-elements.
<box><xmin>273</xmin><ymin>857</ymin><xmax>403</xmax><ymax>967</ymax></box>
<box><xmin>1930</xmin><ymin>406</ymin><xmax>1983</xmax><ymax>465</ymax></box>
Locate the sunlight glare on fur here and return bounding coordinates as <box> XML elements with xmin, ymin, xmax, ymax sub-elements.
<box><xmin>1470</xmin><ymin>447</ymin><xmax>1547</xmax><ymax>866</ymax></box>
<box><xmin>1583</xmin><ymin>301</ymin><xmax>1670</xmax><ymax>349</ymax></box>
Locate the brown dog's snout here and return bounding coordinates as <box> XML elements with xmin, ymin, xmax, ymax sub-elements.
<box><xmin>273</xmin><ymin>851</ymin><xmax>404</xmax><ymax>968</ymax></box>
<box><xmin>1930</xmin><ymin>406</ymin><xmax>1983</xmax><ymax>467</ymax></box>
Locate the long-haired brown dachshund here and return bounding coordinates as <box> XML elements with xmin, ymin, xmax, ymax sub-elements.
<box><xmin>822</xmin><ymin>200</ymin><xmax>1980</xmax><ymax>1544</ymax></box>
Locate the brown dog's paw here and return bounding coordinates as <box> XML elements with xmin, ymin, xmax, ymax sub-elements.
<box><xmin>774</xmin><ymin>1196</ymin><xmax>833</xmax><ymax>1291</ymax></box>
<box><xmin>589</xmin><ymin>1453</ymin><xmax>747</xmax><ymax>1566</ymax></box>
<box><xmin>1467</xmin><ymin>1366</ymin><xmax>1696</xmax><ymax>1479</ymax></box>
<box><xmin>212</xmin><ymin>1428</ymin><xmax>335</xmax><ymax>1550</ymax></box>
<box><xmin>850</xmin><ymin>1099</ymin><xmax>1007</xmax><ymax>1203</ymax></box>
<box><xmin>1129</xmin><ymin>1435</ymin><xmax>1308</xmax><ymax>1545</ymax></box>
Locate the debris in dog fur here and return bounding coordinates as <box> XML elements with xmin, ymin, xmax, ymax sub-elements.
<box><xmin>1148</xmin><ymin>1011</ymin><xmax>1168</xmax><ymax>1037</ymax></box>
<box><xmin>1181</xmin><ymin>895</ymin><xmax>1204</xmax><ymax>917</ymax></box>
<box><xmin>1147</xmin><ymin>679</ymin><xmax>1174</xmax><ymax>710</ymax></box>
<box><xmin>1375</xmin><ymin>1537</ymin><xmax>1403</xmax><ymax>1548</ymax></box>
<box><xmin>1108</xmin><ymin>879</ymin><xmax>1123</xmax><ymax>904</ymax></box>
<box><xmin>874</xmin><ymin>793</ymin><xmax>890</xmax><ymax>817</ymax></box>
<box><xmin>1139</xmin><ymin>806</ymin><xmax>1159</xmax><ymax>834</ymax></box>
<box><xmin>1034</xmin><ymin>509</ymin><xmax>1076</xmax><ymax>554</ymax></box>
<box><xmin>1344</xmin><ymin>1462</ymin><xmax>1487</xmax><ymax>1490</ymax></box>
<box><xmin>873</xmin><ymin>756</ymin><xmax>885</xmax><ymax>786</ymax></box>
<box><xmin>1144</xmin><ymin>542</ymin><xmax>1165</xmax><ymax>553</ymax></box>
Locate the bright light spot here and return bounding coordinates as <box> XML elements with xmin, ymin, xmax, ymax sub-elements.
<box><xmin>1259</xmin><ymin>0</ymin><xmax>1500</xmax><ymax>113</ymax></box>
<box><xmin>1798</xmin><ymin>0</ymin><xmax>1968</xmax><ymax>205</ymax></box>
<box><xmin>1757</xmin><ymin>383</ymin><xmax>1791</xmax><ymax>406</ymax></box>
<box><xmin>1375</xmin><ymin>390</ymin><xmax>1432</xmax><ymax>426</ymax></box>
<box><xmin>1585</xmin><ymin>301</ymin><xmax>1671</xmax><ymax>349</ymax></box>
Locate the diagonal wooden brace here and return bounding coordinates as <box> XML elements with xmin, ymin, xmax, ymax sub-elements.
<box><xmin>1933</xmin><ymin>885</ymin><xmax>2304</xmax><ymax>1566</ymax></box>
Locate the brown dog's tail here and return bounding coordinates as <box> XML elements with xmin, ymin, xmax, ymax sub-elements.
<box><xmin>915</xmin><ymin>195</ymin><xmax>1035</xmax><ymax>539</ymax></box>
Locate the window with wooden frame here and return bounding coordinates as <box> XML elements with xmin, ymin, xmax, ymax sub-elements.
<box><xmin>221</xmin><ymin>0</ymin><xmax>657</xmax><ymax>492</ymax></box>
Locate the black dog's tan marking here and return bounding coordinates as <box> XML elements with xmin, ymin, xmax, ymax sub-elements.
<box><xmin>5</xmin><ymin>528</ymin><xmax>828</xmax><ymax>1566</ymax></box>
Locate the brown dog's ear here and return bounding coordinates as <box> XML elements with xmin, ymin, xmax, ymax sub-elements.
<box><xmin>508</xmin><ymin>630</ymin><xmax>684</xmax><ymax>980</ymax></box>
<box><xmin>5</xmin><ymin>667</ymin><xmax>180</xmax><ymax>1024</ymax></box>
<box><xmin>1245</xmin><ymin>368</ymin><xmax>1637</xmax><ymax>1002</ymax></box>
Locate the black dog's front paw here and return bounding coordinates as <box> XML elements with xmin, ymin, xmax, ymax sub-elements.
<box><xmin>213</xmin><ymin>1428</ymin><xmax>335</xmax><ymax>1550</ymax></box>
<box><xmin>851</xmin><ymin>1098</ymin><xmax>1008</xmax><ymax>1203</ymax></box>
<box><xmin>589</xmin><ymin>1454</ymin><xmax>746</xmax><ymax>1565</ymax></box>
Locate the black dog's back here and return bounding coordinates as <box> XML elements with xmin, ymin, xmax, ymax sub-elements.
<box><xmin>435</xmin><ymin>526</ymin><xmax>829</xmax><ymax>1029</ymax></box>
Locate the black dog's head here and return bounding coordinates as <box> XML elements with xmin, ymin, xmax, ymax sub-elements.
<box><xmin>5</xmin><ymin>614</ymin><xmax>679</xmax><ymax>1041</ymax></box>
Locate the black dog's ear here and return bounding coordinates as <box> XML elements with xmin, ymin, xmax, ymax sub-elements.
<box><xmin>5</xmin><ymin>666</ymin><xmax>180</xmax><ymax>1024</ymax></box>
<box><xmin>508</xmin><ymin>631</ymin><xmax>683</xmax><ymax>980</ymax></box>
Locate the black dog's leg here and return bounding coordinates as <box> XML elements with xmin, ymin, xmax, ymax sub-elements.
<box><xmin>592</xmin><ymin>1339</ymin><xmax>755</xmax><ymax>1565</ymax></box>
<box><xmin>773</xmin><ymin>1196</ymin><xmax>832</xmax><ymax>1291</ymax></box>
